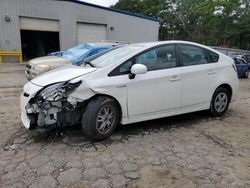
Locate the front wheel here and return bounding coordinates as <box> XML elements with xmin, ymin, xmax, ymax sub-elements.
<box><xmin>210</xmin><ymin>87</ymin><xmax>230</xmax><ymax>116</ymax></box>
<box><xmin>82</xmin><ymin>96</ymin><xmax>120</xmax><ymax>141</ymax></box>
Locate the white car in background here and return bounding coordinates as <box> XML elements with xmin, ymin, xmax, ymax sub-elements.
<box><xmin>25</xmin><ymin>42</ymin><xmax>121</xmax><ymax>80</ymax></box>
<box><xmin>21</xmin><ymin>41</ymin><xmax>239</xmax><ymax>140</ymax></box>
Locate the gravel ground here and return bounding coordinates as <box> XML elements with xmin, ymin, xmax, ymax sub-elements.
<box><xmin>0</xmin><ymin>64</ymin><xmax>250</xmax><ymax>188</ymax></box>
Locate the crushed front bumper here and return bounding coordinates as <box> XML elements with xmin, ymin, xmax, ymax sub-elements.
<box><xmin>20</xmin><ymin>82</ymin><xmax>43</xmax><ymax>129</ymax></box>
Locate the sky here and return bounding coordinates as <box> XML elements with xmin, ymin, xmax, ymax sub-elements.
<box><xmin>80</xmin><ymin>0</ymin><xmax>119</xmax><ymax>7</ymax></box>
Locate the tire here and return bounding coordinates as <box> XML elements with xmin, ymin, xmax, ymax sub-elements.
<box><xmin>210</xmin><ymin>87</ymin><xmax>231</xmax><ymax>116</ymax></box>
<box><xmin>82</xmin><ymin>96</ymin><xmax>120</xmax><ymax>141</ymax></box>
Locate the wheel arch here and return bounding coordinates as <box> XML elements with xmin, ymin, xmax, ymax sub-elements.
<box><xmin>87</xmin><ymin>94</ymin><xmax>123</xmax><ymax>123</ymax></box>
<box><xmin>213</xmin><ymin>83</ymin><xmax>233</xmax><ymax>101</ymax></box>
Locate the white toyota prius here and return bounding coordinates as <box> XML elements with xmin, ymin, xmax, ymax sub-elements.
<box><xmin>21</xmin><ymin>41</ymin><xmax>239</xmax><ymax>140</ymax></box>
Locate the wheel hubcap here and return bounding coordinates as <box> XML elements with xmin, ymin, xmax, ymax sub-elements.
<box><xmin>214</xmin><ymin>92</ymin><xmax>228</xmax><ymax>113</ymax></box>
<box><xmin>96</xmin><ymin>105</ymin><xmax>115</xmax><ymax>134</ymax></box>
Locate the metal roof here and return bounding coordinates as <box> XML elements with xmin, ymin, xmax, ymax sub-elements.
<box><xmin>65</xmin><ymin>0</ymin><xmax>160</xmax><ymax>22</ymax></box>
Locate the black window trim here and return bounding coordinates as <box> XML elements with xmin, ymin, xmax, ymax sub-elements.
<box><xmin>108</xmin><ymin>43</ymin><xmax>181</xmax><ymax>77</ymax></box>
<box><xmin>177</xmin><ymin>43</ymin><xmax>219</xmax><ymax>67</ymax></box>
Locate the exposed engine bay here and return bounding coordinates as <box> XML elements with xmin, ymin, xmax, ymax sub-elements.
<box><xmin>25</xmin><ymin>81</ymin><xmax>86</xmax><ymax>129</ymax></box>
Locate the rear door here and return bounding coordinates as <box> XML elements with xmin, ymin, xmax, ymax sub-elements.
<box><xmin>179</xmin><ymin>44</ymin><xmax>220</xmax><ymax>108</ymax></box>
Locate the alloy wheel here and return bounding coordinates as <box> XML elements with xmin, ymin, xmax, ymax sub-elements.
<box><xmin>214</xmin><ymin>92</ymin><xmax>228</xmax><ymax>113</ymax></box>
<box><xmin>96</xmin><ymin>105</ymin><xmax>115</xmax><ymax>135</ymax></box>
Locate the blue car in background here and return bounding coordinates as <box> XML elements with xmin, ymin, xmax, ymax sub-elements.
<box><xmin>48</xmin><ymin>43</ymin><xmax>115</xmax><ymax>64</ymax></box>
<box><xmin>25</xmin><ymin>42</ymin><xmax>119</xmax><ymax>80</ymax></box>
<box><xmin>233</xmin><ymin>57</ymin><xmax>249</xmax><ymax>78</ymax></box>
<box><xmin>241</xmin><ymin>55</ymin><xmax>250</xmax><ymax>70</ymax></box>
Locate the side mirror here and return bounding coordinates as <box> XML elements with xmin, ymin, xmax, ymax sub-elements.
<box><xmin>131</xmin><ymin>64</ymin><xmax>147</xmax><ymax>75</ymax></box>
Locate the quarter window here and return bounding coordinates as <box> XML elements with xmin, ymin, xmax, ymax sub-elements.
<box><xmin>180</xmin><ymin>45</ymin><xmax>219</xmax><ymax>66</ymax></box>
<box><xmin>135</xmin><ymin>45</ymin><xmax>177</xmax><ymax>71</ymax></box>
<box><xmin>206</xmin><ymin>50</ymin><xmax>219</xmax><ymax>63</ymax></box>
<box><xmin>108</xmin><ymin>59</ymin><xmax>133</xmax><ymax>76</ymax></box>
<box><xmin>119</xmin><ymin>60</ymin><xmax>133</xmax><ymax>74</ymax></box>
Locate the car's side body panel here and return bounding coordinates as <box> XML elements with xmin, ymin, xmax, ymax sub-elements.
<box><xmin>86</xmin><ymin>75</ymin><xmax>128</xmax><ymax>118</ymax></box>
<box><xmin>126</xmin><ymin>67</ymin><xmax>182</xmax><ymax>117</ymax></box>
<box><xmin>121</xmin><ymin>62</ymin><xmax>239</xmax><ymax>125</ymax></box>
<box><xmin>121</xmin><ymin>101</ymin><xmax>209</xmax><ymax>125</ymax></box>
<box><xmin>180</xmin><ymin>63</ymin><xmax>219</xmax><ymax>108</ymax></box>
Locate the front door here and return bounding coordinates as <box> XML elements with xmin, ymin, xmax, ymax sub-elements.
<box><xmin>127</xmin><ymin>45</ymin><xmax>182</xmax><ymax>117</ymax></box>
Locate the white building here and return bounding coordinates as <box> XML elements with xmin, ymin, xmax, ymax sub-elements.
<box><xmin>0</xmin><ymin>0</ymin><xmax>159</xmax><ymax>60</ymax></box>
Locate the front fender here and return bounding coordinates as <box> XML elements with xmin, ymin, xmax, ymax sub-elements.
<box><xmin>68</xmin><ymin>84</ymin><xmax>96</xmax><ymax>102</ymax></box>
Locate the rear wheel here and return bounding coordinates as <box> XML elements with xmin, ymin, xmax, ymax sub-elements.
<box><xmin>210</xmin><ymin>87</ymin><xmax>230</xmax><ymax>116</ymax></box>
<box><xmin>82</xmin><ymin>96</ymin><xmax>120</xmax><ymax>141</ymax></box>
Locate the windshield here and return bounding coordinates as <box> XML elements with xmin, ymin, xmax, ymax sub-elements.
<box><xmin>90</xmin><ymin>45</ymin><xmax>143</xmax><ymax>68</ymax></box>
<box><xmin>77</xmin><ymin>47</ymin><xmax>119</xmax><ymax>64</ymax></box>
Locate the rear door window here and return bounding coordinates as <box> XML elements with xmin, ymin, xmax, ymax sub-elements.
<box><xmin>179</xmin><ymin>45</ymin><xmax>219</xmax><ymax>66</ymax></box>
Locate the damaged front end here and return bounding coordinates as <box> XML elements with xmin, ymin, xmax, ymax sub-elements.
<box><xmin>24</xmin><ymin>81</ymin><xmax>88</xmax><ymax>129</ymax></box>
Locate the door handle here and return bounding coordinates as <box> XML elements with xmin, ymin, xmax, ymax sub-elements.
<box><xmin>116</xmin><ymin>85</ymin><xmax>127</xmax><ymax>88</ymax></box>
<box><xmin>170</xmin><ymin>75</ymin><xmax>181</xmax><ymax>82</ymax></box>
<box><xmin>208</xmin><ymin>70</ymin><xmax>216</xmax><ymax>75</ymax></box>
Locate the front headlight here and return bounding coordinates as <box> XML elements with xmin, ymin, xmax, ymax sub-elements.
<box><xmin>39</xmin><ymin>81</ymin><xmax>82</xmax><ymax>102</ymax></box>
<box><xmin>33</xmin><ymin>65</ymin><xmax>50</xmax><ymax>71</ymax></box>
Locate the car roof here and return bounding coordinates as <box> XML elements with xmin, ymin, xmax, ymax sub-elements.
<box><xmin>131</xmin><ymin>40</ymin><xmax>211</xmax><ymax>47</ymax></box>
<box><xmin>81</xmin><ymin>41</ymin><xmax>215</xmax><ymax>50</ymax></box>
<box><xmin>88</xmin><ymin>41</ymin><xmax>127</xmax><ymax>47</ymax></box>
<box><xmin>124</xmin><ymin>41</ymin><xmax>219</xmax><ymax>53</ymax></box>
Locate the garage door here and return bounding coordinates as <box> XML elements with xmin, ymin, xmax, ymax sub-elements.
<box><xmin>77</xmin><ymin>23</ymin><xmax>107</xmax><ymax>44</ymax></box>
<box><xmin>20</xmin><ymin>17</ymin><xmax>59</xmax><ymax>32</ymax></box>
<box><xmin>20</xmin><ymin>17</ymin><xmax>60</xmax><ymax>60</ymax></box>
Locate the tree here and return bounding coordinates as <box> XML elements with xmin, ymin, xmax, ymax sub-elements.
<box><xmin>111</xmin><ymin>0</ymin><xmax>144</xmax><ymax>14</ymax></box>
<box><xmin>112</xmin><ymin>0</ymin><xmax>250</xmax><ymax>50</ymax></box>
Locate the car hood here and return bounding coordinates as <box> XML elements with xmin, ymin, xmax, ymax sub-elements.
<box><xmin>31</xmin><ymin>64</ymin><xmax>97</xmax><ymax>87</ymax></box>
<box><xmin>29</xmin><ymin>56</ymin><xmax>69</xmax><ymax>66</ymax></box>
